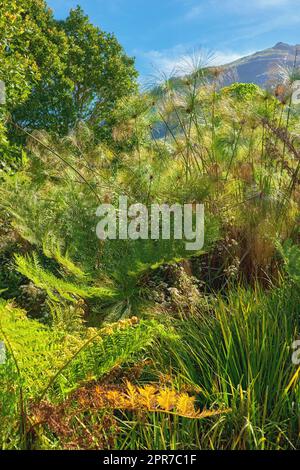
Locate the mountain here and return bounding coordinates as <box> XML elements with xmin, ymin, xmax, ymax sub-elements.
<box><xmin>151</xmin><ymin>42</ymin><xmax>300</xmax><ymax>138</ymax></box>
<box><xmin>221</xmin><ymin>42</ymin><xmax>300</xmax><ymax>87</ymax></box>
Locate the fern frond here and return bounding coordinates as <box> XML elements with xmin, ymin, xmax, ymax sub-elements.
<box><xmin>14</xmin><ymin>253</ymin><xmax>117</xmax><ymax>303</ymax></box>
<box><xmin>0</xmin><ymin>301</ymin><xmax>176</xmax><ymax>400</ymax></box>
<box><xmin>42</xmin><ymin>236</ymin><xmax>89</xmax><ymax>281</ymax></box>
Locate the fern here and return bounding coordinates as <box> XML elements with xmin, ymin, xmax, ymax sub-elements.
<box><xmin>0</xmin><ymin>301</ymin><xmax>176</xmax><ymax>401</ymax></box>
<box><xmin>42</xmin><ymin>237</ymin><xmax>89</xmax><ymax>281</ymax></box>
<box><xmin>14</xmin><ymin>253</ymin><xmax>117</xmax><ymax>303</ymax></box>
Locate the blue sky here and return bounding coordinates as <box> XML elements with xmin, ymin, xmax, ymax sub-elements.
<box><xmin>47</xmin><ymin>0</ymin><xmax>300</xmax><ymax>81</ymax></box>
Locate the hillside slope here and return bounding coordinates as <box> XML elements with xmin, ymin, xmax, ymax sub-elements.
<box><xmin>223</xmin><ymin>42</ymin><xmax>300</xmax><ymax>86</ymax></box>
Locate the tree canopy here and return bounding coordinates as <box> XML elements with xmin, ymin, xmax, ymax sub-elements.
<box><xmin>0</xmin><ymin>1</ymin><xmax>138</xmax><ymax>157</ymax></box>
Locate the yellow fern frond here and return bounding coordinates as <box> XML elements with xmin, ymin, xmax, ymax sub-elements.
<box><xmin>176</xmin><ymin>393</ymin><xmax>197</xmax><ymax>417</ymax></box>
<box><xmin>156</xmin><ymin>389</ymin><xmax>177</xmax><ymax>411</ymax></box>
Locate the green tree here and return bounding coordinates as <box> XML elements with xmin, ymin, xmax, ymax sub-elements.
<box><xmin>12</xmin><ymin>6</ymin><xmax>138</xmax><ymax>137</ymax></box>
<box><xmin>0</xmin><ymin>0</ymin><xmax>62</xmax><ymax>107</ymax></box>
<box><xmin>0</xmin><ymin>0</ymin><xmax>67</xmax><ymax>165</ymax></box>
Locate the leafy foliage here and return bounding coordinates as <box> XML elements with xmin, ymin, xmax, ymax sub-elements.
<box><xmin>1</xmin><ymin>5</ymin><xmax>300</xmax><ymax>449</ymax></box>
<box><xmin>12</xmin><ymin>6</ymin><xmax>138</xmax><ymax>138</ymax></box>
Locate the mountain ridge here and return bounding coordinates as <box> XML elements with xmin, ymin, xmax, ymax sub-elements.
<box><xmin>221</xmin><ymin>42</ymin><xmax>300</xmax><ymax>87</ymax></box>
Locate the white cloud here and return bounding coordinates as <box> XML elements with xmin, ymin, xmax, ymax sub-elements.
<box><xmin>183</xmin><ymin>0</ymin><xmax>298</xmax><ymax>21</ymax></box>
<box><xmin>140</xmin><ymin>46</ymin><xmax>253</xmax><ymax>80</ymax></box>
<box><xmin>218</xmin><ymin>0</ymin><xmax>295</xmax><ymax>8</ymax></box>
<box><xmin>184</xmin><ymin>5</ymin><xmax>204</xmax><ymax>21</ymax></box>
<box><xmin>251</xmin><ymin>0</ymin><xmax>293</xmax><ymax>6</ymax></box>
<box><xmin>227</xmin><ymin>11</ymin><xmax>300</xmax><ymax>44</ymax></box>
<box><xmin>211</xmin><ymin>50</ymin><xmax>253</xmax><ymax>65</ymax></box>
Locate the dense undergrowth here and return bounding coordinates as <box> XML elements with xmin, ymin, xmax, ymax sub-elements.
<box><xmin>0</xmin><ymin>64</ymin><xmax>300</xmax><ymax>449</ymax></box>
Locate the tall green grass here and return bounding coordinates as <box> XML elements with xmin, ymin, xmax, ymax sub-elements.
<box><xmin>140</xmin><ymin>282</ymin><xmax>300</xmax><ymax>449</ymax></box>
